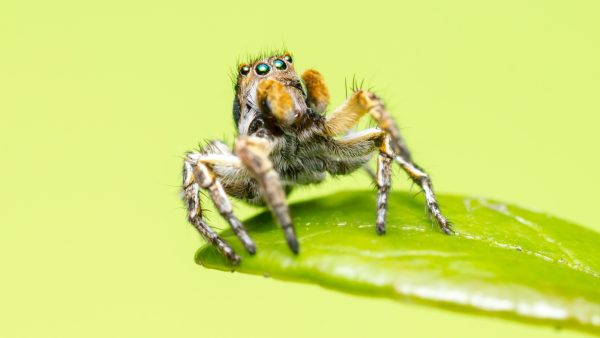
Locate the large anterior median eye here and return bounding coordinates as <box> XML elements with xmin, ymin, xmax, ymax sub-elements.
<box><xmin>273</xmin><ymin>59</ymin><xmax>287</xmax><ymax>70</ymax></box>
<box><xmin>255</xmin><ymin>63</ymin><xmax>270</xmax><ymax>75</ymax></box>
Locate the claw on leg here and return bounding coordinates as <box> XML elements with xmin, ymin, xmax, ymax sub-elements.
<box><xmin>235</xmin><ymin>136</ymin><xmax>300</xmax><ymax>254</ymax></box>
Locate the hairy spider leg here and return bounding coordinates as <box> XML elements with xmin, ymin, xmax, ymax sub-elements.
<box><xmin>389</xmin><ymin>154</ymin><xmax>453</xmax><ymax>234</ymax></box>
<box><xmin>182</xmin><ymin>161</ymin><xmax>240</xmax><ymax>264</ymax></box>
<box><xmin>332</xmin><ymin>129</ymin><xmax>393</xmax><ymax>234</ymax></box>
<box><xmin>324</xmin><ymin>90</ymin><xmax>452</xmax><ymax>234</ymax></box>
<box><xmin>183</xmin><ymin>153</ymin><xmax>257</xmax><ymax>264</ymax></box>
<box><xmin>234</xmin><ymin>136</ymin><xmax>299</xmax><ymax>253</ymax></box>
<box><xmin>376</xmin><ymin>135</ymin><xmax>394</xmax><ymax>234</ymax></box>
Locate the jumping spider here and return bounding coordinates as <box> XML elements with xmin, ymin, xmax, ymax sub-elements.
<box><xmin>182</xmin><ymin>51</ymin><xmax>452</xmax><ymax>264</ymax></box>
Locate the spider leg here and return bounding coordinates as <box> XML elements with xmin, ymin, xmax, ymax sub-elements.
<box><xmin>330</xmin><ymin>128</ymin><xmax>385</xmax><ymax>180</ymax></box>
<box><xmin>326</xmin><ymin>92</ymin><xmax>452</xmax><ymax>234</ymax></box>
<box><xmin>325</xmin><ymin>90</ymin><xmax>412</xmax><ymax>161</ymax></box>
<box><xmin>331</xmin><ymin>129</ymin><xmax>393</xmax><ymax>234</ymax></box>
<box><xmin>183</xmin><ymin>152</ymin><xmax>256</xmax><ymax>264</ymax></box>
<box><xmin>234</xmin><ymin>136</ymin><xmax>299</xmax><ymax>253</ymax></box>
<box><xmin>182</xmin><ymin>161</ymin><xmax>239</xmax><ymax>264</ymax></box>
<box><xmin>388</xmin><ymin>153</ymin><xmax>453</xmax><ymax>234</ymax></box>
<box><xmin>376</xmin><ymin>136</ymin><xmax>393</xmax><ymax>234</ymax></box>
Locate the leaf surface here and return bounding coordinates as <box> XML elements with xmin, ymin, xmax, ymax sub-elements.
<box><xmin>196</xmin><ymin>191</ymin><xmax>600</xmax><ymax>334</ymax></box>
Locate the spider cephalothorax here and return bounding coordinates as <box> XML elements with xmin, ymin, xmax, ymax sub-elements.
<box><xmin>182</xmin><ymin>51</ymin><xmax>452</xmax><ymax>264</ymax></box>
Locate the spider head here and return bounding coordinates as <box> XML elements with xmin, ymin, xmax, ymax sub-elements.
<box><xmin>233</xmin><ymin>52</ymin><xmax>307</xmax><ymax>130</ymax></box>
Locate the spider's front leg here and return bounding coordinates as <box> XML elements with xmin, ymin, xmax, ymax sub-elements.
<box><xmin>326</xmin><ymin>90</ymin><xmax>453</xmax><ymax>234</ymax></box>
<box><xmin>234</xmin><ymin>136</ymin><xmax>299</xmax><ymax>253</ymax></box>
<box><xmin>183</xmin><ymin>151</ymin><xmax>256</xmax><ymax>264</ymax></box>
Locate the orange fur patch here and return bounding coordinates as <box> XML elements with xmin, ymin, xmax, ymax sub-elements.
<box><xmin>302</xmin><ymin>69</ymin><xmax>330</xmax><ymax>114</ymax></box>
<box><xmin>257</xmin><ymin>79</ymin><xmax>294</xmax><ymax>125</ymax></box>
<box><xmin>325</xmin><ymin>92</ymin><xmax>367</xmax><ymax>135</ymax></box>
<box><xmin>324</xmin><ymin>90</ymin><xmax>393</xmax><ymax>136</ymax></box>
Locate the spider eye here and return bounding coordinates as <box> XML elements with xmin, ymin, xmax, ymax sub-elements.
<box><xmin>240</xmin><ymin>65</ymin><xmax>250</xmax><ymax>76</ymax></box>
<box><xmin>273</xmin><ymin>59</ymin><xmax>287</xmax><ymax>70</ymax></box>
<box><xmin>283</xmin><ymin>54</ymin><xmax>292</xmax><ymax>63</ymax></box>
<box><xmin>255</xmin><ymin>63</ymin><xmax>270</xmax><ymax>75</ymax></box>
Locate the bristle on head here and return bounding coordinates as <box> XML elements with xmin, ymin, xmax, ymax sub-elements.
<box><xmin>230</xmin><ymin>48</ymin><xmax>293</xmax><ymax>88</ymax></box>
<box><xmin>237</xmin><ymin>48</ymin><xmax>292</xmax><ymax>66</ymax></box>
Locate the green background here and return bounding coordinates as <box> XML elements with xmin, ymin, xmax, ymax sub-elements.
<box><xmin>1</xmin><ymin>1</ymin><xmax>599</xmax><ymax>337</ymax></box>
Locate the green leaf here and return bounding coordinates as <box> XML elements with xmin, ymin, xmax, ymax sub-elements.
<box><xmin>196</xmin><ymin>191</ymin><xmax>600</xmax><ymax>335</ymax></box>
